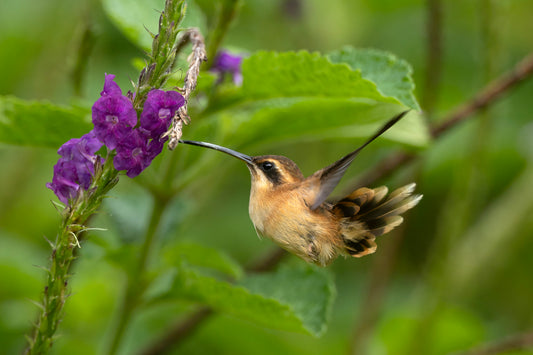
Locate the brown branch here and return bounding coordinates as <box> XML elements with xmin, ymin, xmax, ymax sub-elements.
<box><xmin>451</xmin><ymin>330</ymin><xmax>533</xmax><ymax>355</ymax></box>
<box><xmin>167</xmin><ymin>28</ymin><xmax>207</xmax><ymax>150</ymax></box>
<box><xmin>141</xmin><ymin>50</ymin><xmax>533</xmax><ymax>355</ymax></box>
<box><xmin>139</xmin><ymin>307</ymin><xmax>214</xmax><ymax>355</ymax></box>
<box><xmin>431</xmin><ymin>52</ymin><xmax>533</xmax><ymax>138</ymax></box>
<box><xmin>246</xmin><ymin>247</ymin><xmax>287</xmax><ymax>273</ymax></box>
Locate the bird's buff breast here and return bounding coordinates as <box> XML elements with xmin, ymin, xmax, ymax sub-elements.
<box><xmin>248</xmin><ymin>188</ymin><xmax>338</xmax><ymax>265</ymax></box>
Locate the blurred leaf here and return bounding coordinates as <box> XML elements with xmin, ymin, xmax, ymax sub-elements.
<box><xmin>104</xmin><ymin>244</ymin><xmax>140</xmax><ymax>277</ymax></box>
<box><xmin>163</xmin><ymin>263</ymin><xmax>335</xmax><ymax>336</ymax></box>
<box><xmin>164</xmin><ymin>241</ymin><xmax>243</xmax><ymax>279</ymax></box>
<box><xmin>102</xmin><ymin>0</ymin><xmax>206</xmax><ymax>51</ymax></box>
<box><xmin>0</xmin><ymin>96</ymin><xmax>91</xmax><ymax>147</ymax></box>
<box><xmin>328</xmin><ymin>46</ymin><xmax>421</xmax><ymax>111</ymax></box>
<box><xmin>104</xmin><ymin>190</ymin><xmax>153</xmax><ymax>243</ymax></box>
<box><xmin>104</xmin><ymin>189</ymin><xmax>189</xmax><ymax>244</ymax></box>
<box><xmin>144</xmin><ymin>267</ymin><xmax>178</xmax><ymax>302</ymax></box>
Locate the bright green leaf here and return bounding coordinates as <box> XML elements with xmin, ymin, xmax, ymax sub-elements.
<box><xmin>164</xmin><ymin>263</ymin><xmax>335</xmax><ymax>336</ymax></box>
<box><xmin>241</xmin><ymin>264</ymin><xmax>335</xmax><ymax>336</ymax></box>
<box><xmin>0</xmin><ymin>96</ymin><xmax>91</xmax><ymax>147</ymax></box>
<box><xmin>189</xmin><ymin>50</ymin><xmax>429</xmax><ymax>151</ymax></box>
<box><xmin>328</xmin><ymin>46</ymin><xmax>421</xmax><ymax>110</ymax></box>
<box><xmin>242</xmin><ymin>51</ymin><xmax>399</xmax><ymax>103</ymax></box>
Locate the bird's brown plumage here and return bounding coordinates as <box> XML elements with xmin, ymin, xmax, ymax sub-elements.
<box><xmin>179</xmin><ymin>110</ymin><xmax>422</xmax><ymax>266</ymax></box>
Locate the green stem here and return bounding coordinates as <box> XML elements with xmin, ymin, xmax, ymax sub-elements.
<box><xmin>26</xmin><ymin>159</ymin><xmax>119</xmax><ymax>354</ymax></box>
<box><xmin>106</xmin><ymin>197</ymin><xmax>169</xmax><ymax>355</ymax></box>
<box><xmin>205</xmin><ymin>0</ymin><xmax>240</xmax><ymax>69</ymax></box>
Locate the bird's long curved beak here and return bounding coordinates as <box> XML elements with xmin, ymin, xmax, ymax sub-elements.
<box><xmin>179</xmin><ymin>140</ymin><xmax>253</xmax><ymax>164</ymax></box>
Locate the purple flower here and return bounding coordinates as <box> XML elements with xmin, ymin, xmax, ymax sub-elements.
<box><xmin>47</xmin><ymin>165</ymin><xmax>81</xmax><ymax>204</ymax></box>
<box><xmin>113</xmin><ymin>130</ymin><xmax>151</xmax><ymax>178</ymax></box>
<box><xmin>101</xmin><ymin>73</ymin><xmax>122</xmax><ymax>96</ymax></box>
<box><xmin>140</xmin><ymin>90</ymin><xmax>185</xmax><ymax>139</ymax></box>
<box><xmin>212</xmin><ymin>50</ymin><xmax>244</xmax><ymax>85</ymax></box>
<box><xmin>146</xmin><ymin>135</ymin><xmax>167</xmax><ymax>161</ymax></box>
<box><xmin>92</xmin><ymin>94</ymin><xmax>137</xmax><ymax>150</ymax></box>
<box><xmin>47</xmin><ymin>131</ymin><xmax>103</xmax><ymax>204</ymax></box>
<box><xmin>58</xmin><ymin>131</ymin><xmax>102</xmax><ymax>163</ymax></box>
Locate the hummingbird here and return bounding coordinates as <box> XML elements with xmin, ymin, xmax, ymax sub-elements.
<box><xmin>180</xmin><ymin>111</ymin><xmax>422</xmax><ymax>266</ymax></box>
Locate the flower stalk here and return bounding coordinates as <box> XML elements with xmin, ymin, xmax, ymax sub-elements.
<box><xmin>27</xmin><ymin>157</ymin><xmax>119</xmax><ymax>354</ymax></box>
<box><xmin>27</xmin><ymin>0</ymin><xmax>194</xmax><ymax>353</ymax></box>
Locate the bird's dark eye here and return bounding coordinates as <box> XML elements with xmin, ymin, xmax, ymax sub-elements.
<box><xmin>261</xmin><ymin>161</ymin><xmax>274</xmax><ymax>171</ymax></box>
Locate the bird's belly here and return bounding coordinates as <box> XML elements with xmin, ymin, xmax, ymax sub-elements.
<box><xmin>248</xmin><ymin>198</ymin><xmax>339</xmax><ymax>265</ymax></box>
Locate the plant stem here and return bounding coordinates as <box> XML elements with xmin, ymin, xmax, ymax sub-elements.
<box><xmin>205</xmin><ymin>0</ymin><xmax>240</xmax><ymax>69</ymax></box>
<box><xmin>106</xmin><ymin>197</ymin><xmax>169</xmax><ymax>355</ymax></box>
<box><xmin>422</xmin><ymin>0</ymin><xmax>443</xmax><ymax>119</ymax></box>
<box><xmin>26</xmin><ymin>159</ymin><xmax>119</xmax><ymax>354</ymax></box>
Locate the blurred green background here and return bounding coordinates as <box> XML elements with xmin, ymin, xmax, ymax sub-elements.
<box><xmin>1</xmin><ymin>0</ymin><xmax>533</xmax><ymax>354</ymax></box>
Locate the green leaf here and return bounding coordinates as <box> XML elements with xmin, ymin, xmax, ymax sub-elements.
<box><xmin>102</xmin><ymin>0</ymin><xmax>206</xmax><ymax>51</ymax></box>
<box><xmin>241</xmin><ymin>264</ymin><xmax>335</xmax><ymax>336</ymax></box>
<box><xmin>242</xmin><ymin>51</ymin><xmax>399</xmax><ymax>103</ymax></box>
<box><xmin>328</xmin><ymin>46</ymin><xmax>421</xmax><ymax>111</ymax></box>
<box><xmin>0</xmin><ymin>96</ymin><xmax>91</xmax><ymax>147</ymax></box>
<box><xmin>164</xmin><ymin>241</ymin><xmax>244</xmax><ymax>280</ymax></box>
<box><xmin>190</xmin><ymin>50</ymin><xmax>429</xmax><ymax>151</ymax></box>
<box><xmin>165</xmin><ymin>263</ymin><xmax>335</xmax><ymax>336</ymax></box>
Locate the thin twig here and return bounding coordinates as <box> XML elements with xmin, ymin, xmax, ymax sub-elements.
<box><xmin>422</xmin><ymin>0</ymin><xmax>443</xmax><ymax>118</ymax></box>
<box><xmin>451</xmin><ymin>330</ymin><xmax>533</xmax><ymax>355</ymax></box>
<box><xmin>205</xmin><ymin>0</ymin><xmax>240</xmax><ymax>69</ymax></box>
<box><xmin>431</xmin><ymin>51</ymin><xmax>533</xmax><ymax>138</ymax></box>
<box><xmin>167</xmin><ymin>28</ymin><xmax>207</xmax><ymax>150</ymax></box>
<box><xmin>246</xmin><ymin>248</ymin><xmax>287</xmax><ymax>273</ymax></box>
<box><xmin>139</xmin><ymin>308</ymin><xmax>214</xmax><ymax>355</ymax></box>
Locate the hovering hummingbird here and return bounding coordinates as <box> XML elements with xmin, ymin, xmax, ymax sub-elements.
<box><xmin>180</xmin><ymin>111</ymin><xmax>422</xmax><ymax>266</ymax></box>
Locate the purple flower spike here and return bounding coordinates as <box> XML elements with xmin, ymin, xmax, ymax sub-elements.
<box><xmin>140</xmin><ymin>90</ymin><xmax>185</xmax><ymax>139</ymax></box>
<box><xmin>212</xmin><ymin>50</ymin><xmax>244</xmax><ymax>85</ymax></box>
<box><xmin>101</xmin><ymin>73</ymin><xmax>122</xmax><ymax>96</ymax></box>
<box><xmin>92</xmin><ymin>95</ymin><xmax>137</xmax><ymax>150</ymax></box>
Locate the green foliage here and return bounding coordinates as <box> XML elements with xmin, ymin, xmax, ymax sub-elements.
<box><xmin>189</xmin><ymin>50</ymin><xmax>429</xmax><ymax>151</ymax></box>
<box><xmin>158</xmin><ymin>259</ymin><xmax>335</xmax><ymax>336</ymax></box>
<box><xmin>241</xmin><ymin>264</ymin><xmax>335</xmax><ymax>336</ymax></box>
<box><xmin>328</xmin><ymin>46</ymin><xmax>421</xmax><ymax>111</ymax></box>
<box><xmin>0</xmin><ymin>96</ymin><xmax>91</xmax><ymax>147</ymax></box>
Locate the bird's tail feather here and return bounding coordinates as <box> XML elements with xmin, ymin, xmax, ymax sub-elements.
<box><xmin>333</xmin><ymin>183</ymin><xmax>422</xmax><ymax>258</ymax></box>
